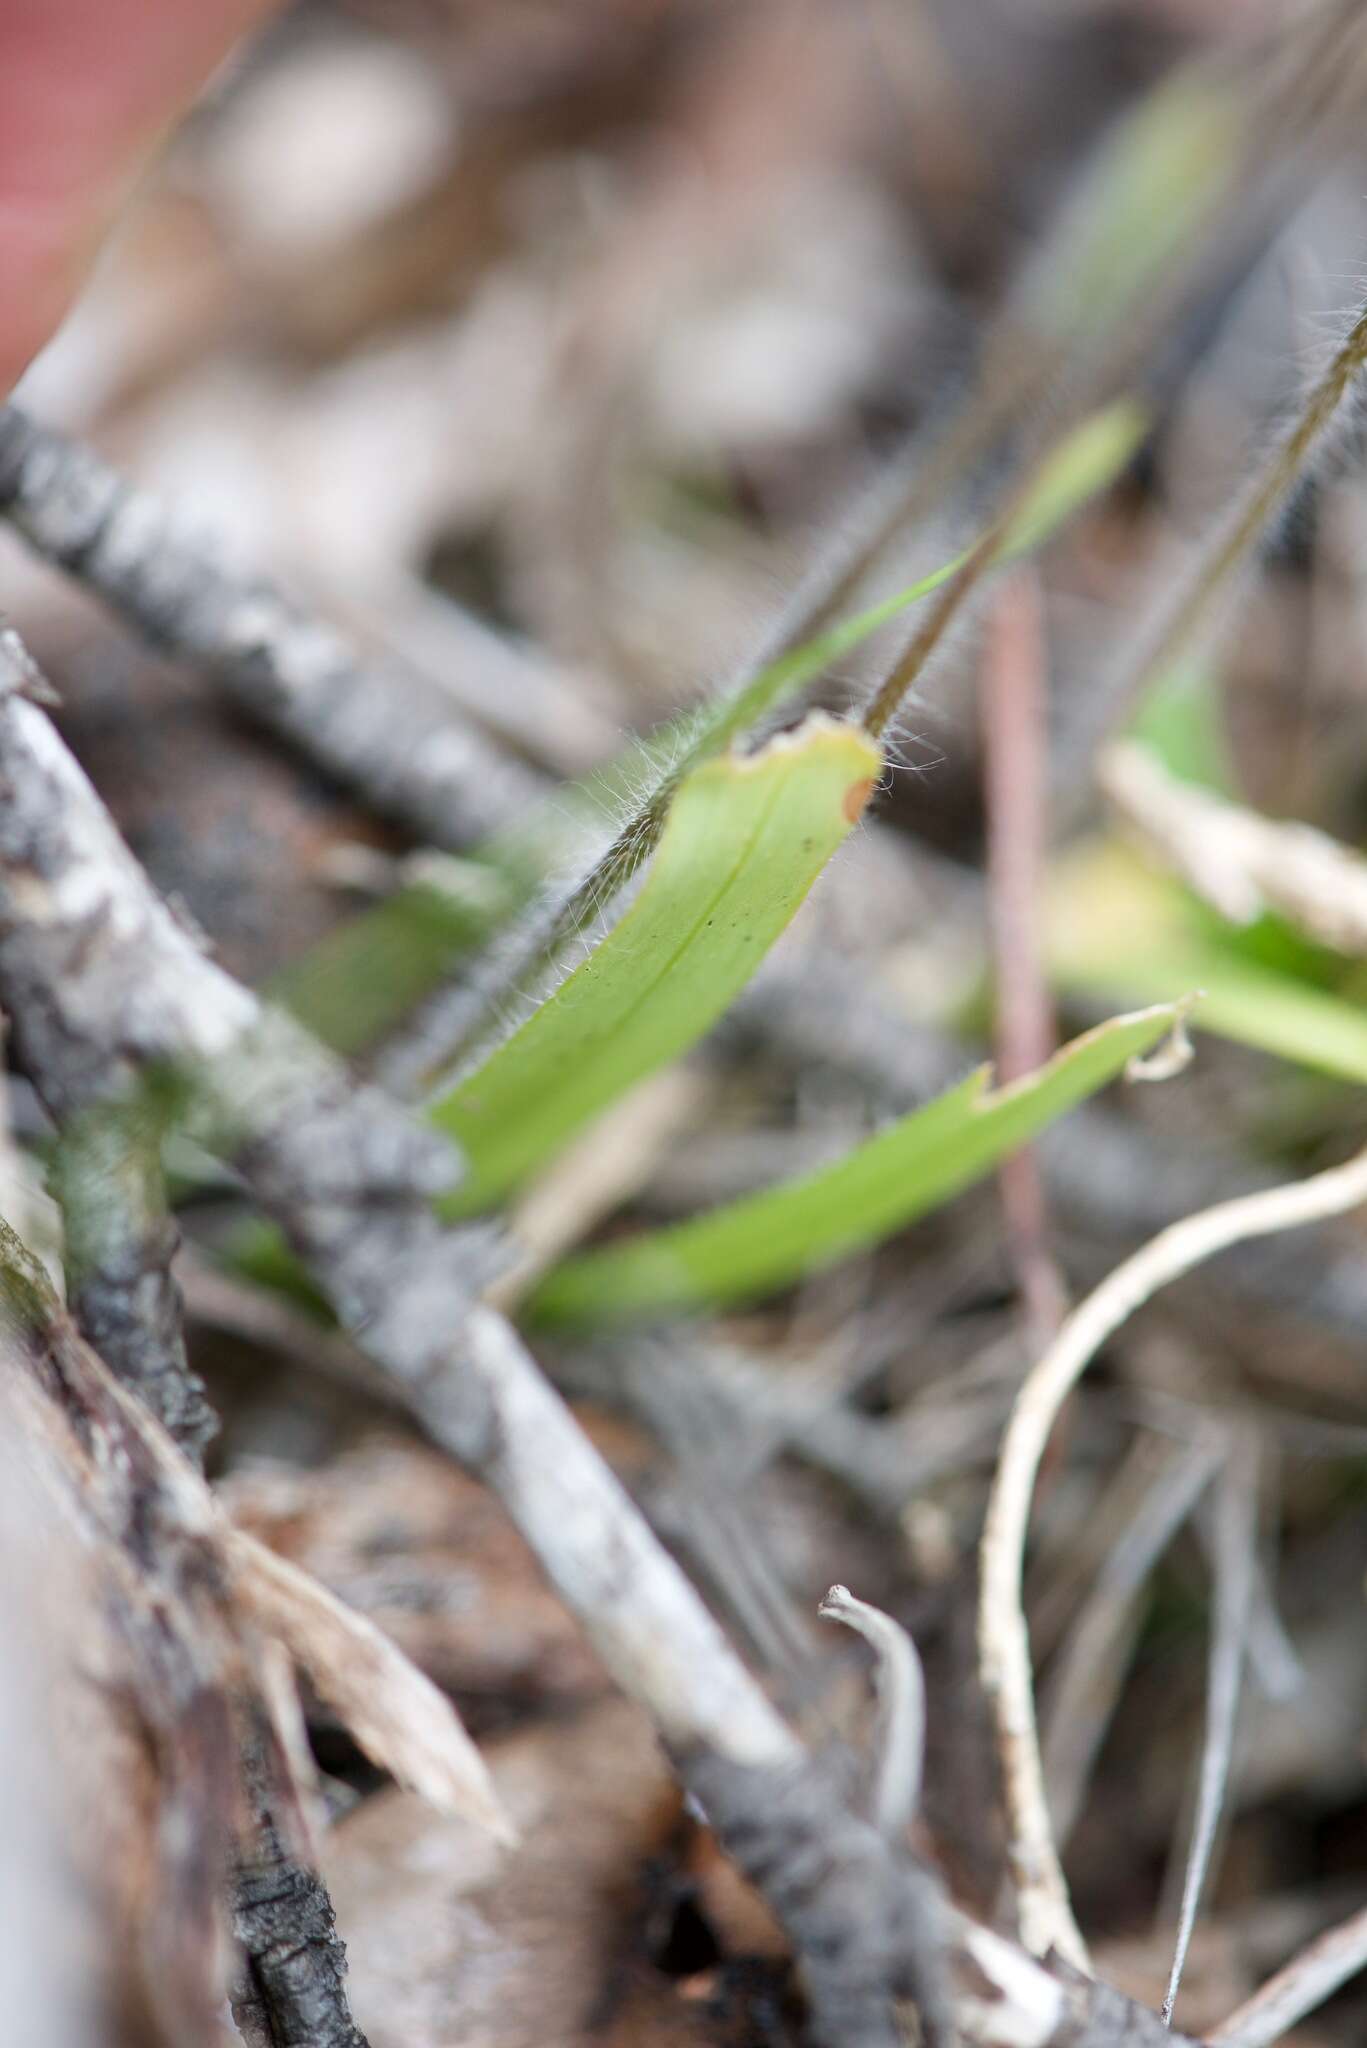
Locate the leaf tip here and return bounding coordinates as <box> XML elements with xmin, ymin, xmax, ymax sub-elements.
<box><xmin>1126</xmin><ymin>992</ymin><xmax>1200</xmax><ymax>1083</ymax></box>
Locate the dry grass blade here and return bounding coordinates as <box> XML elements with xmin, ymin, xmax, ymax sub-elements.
<box><xmin>1211</xmin><ymin>1898</ymin><xmax>1367</xmax><ymax>2046</ymax></box>
<box><xmin>979</xmin><ymin>1140</ymin><xmax>1367</xmax><ymax>1971</ymax></box>
<box><xmin>1042</xmin><ymin>1436</ymin><xmax>1222</xmax><ymax>1847</ymax></box>
<box><xmin>1162</xmin><ymin>1435</ymin><xmax>1259</xmax><ymax>2024</ymax></box>
<box><xmin>229</xmin><ymin>1531</ymin><xmax>514</xmax><ymax>1845</ymax></box>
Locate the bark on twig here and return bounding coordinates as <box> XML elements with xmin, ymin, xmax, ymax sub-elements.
<box><xmin>0</xmin><ymin>1223</ymin><xmax>295</xmax><ymax>2045</ymax></box>
<box><xmin>0</xmin><ymin>1208</ymin><xmax>511</xmax><ymax>2043</ymax></box>
<box><xmin>230</xmin><ymin>1718</ymin><xmax>368</xmax><ymax>2048</ymax></box>
<box><xmin>0</xmin><ymin>406</ymin><xmax>540</xmax><ymax>850</ymax></box>
<box><xmin>53</xmin><ymin>1099</ymin><xmax>216</xmax><ymax>1457</ymax></box>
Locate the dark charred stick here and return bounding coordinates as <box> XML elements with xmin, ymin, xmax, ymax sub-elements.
<box><xmin>0</xmin><ymin>637</ymin><xmax>369</xmax><ymax>2045</ymax></box>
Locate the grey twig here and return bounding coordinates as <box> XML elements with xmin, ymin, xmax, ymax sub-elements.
<box><xmin>1211</xmin><ymin>1896</ymin><xmax>1367</xmax><ymax>2046</ymax></box>
<box><xmin>0</xmin><ymin>406</ymin><xmax>540</xmax><ymax>850</ymax></box>
<box><xmin>51</xmin><ymin>1098</ymin><xmax>216</xmax><ymax>1458</ymax></box>
<box><xmin>0</xmin><ymin>629</ymin><xmax>212</xmax><ymax>1451</ymax></box>
<box><xmin>818</xmin><ymin>1583</ymin><xmax>926</xmax><ymax>1838</ymax></box>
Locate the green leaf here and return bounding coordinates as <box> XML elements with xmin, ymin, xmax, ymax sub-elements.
<box><xmin>1127</xmin><ymin>658</ymin><xmax>1235</xmax><ymax>798</ymax></box>
<box><xmin>999</xmin><ymin>400</ymin><xmax>1147</xmax><ymax>563</ymax></box>
<box><xmin>261</xmin><ymin>576</ymin><xmax>966</xmax><ymax>1066</ymax></box>
<box><xmin>1049</xmin><ymin>841</ymin><xmax>1367</xmax><ymax>1085</ymax></box>
<box><xmin>267</xmin><ymin>402</ymin><xmax>1143</xmax><ymax>1067</ymax></box>
<box><xmin>432</xmin><ymin>715</ymin><xmax>883</xmax><ymax>1213</ymax></box>
<box><xmin>528</xmin><ymin>1001</ymin><xmax>1180</xmax><ymax>1328</ymax></box>
<box><xmin>272</xmin><ymin>879</ymin><xmax>495</xmax><ymax>1057</ymax></box>
<box><xmin>1036</xmin><ymin>74</ymin><xmax>1241</xmax><ymax>347</ymax></box>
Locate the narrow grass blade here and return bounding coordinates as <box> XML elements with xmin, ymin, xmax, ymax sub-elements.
<box><xmin>1042</xmin><ymin>1437</ymin><xmax>1221</xmax><ymax>1848</ymax></box>
<box><xmin>995</xmin><ymin>400</ymin><xmax>1146</xmax><ymax>564</ymax></box>
<box><xmin>651</xmin><ymin>403</ymin><xmax>1146</xmax><ymax>787</ymax></box>
<box><xmin>1163</xmin><ymin>1442</ymin><xmax>1258</xmax><ymax>2024</ymax></box>
<box><xmin>529</xmin><ymin>1001</ymin><xmax>1180</xmax><ymax>1328</ymax></box>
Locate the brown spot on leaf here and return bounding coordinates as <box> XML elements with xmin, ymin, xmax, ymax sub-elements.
<box><xmin>842</xmin><ymin>777</ymin><xmax>876</xmax><ymax>824</ymax></box>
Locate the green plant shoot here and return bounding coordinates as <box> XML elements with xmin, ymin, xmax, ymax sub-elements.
<box><xmin>529</xmin><ymin>1001</ymin><xmax>1181</xmax><ymax>1326</ymax></box>
<box><xmin>432</xmin><ymin>715</ymin><xmax>882</xmax><ymax>1212</ymax></box>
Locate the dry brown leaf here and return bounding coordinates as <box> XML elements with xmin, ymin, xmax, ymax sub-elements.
<box><xmin>231</xmin><ymin>1528</ymin><xmax>513</xmax><ymax>1843</ymax></box>
<box><xmin>220</xmin><ymin>1434</ymin><xmax>611</xmax><ymax>1715</ymax></box>
<box><xmin>325</xmin><ymin>1695</ymin><xmax>795</xmax><ymax>2048</ymax></box>
<box><xmin>325</xmin><ymin>1697</ymin><xmax>796</xmax><ymax>2048</ymax></box>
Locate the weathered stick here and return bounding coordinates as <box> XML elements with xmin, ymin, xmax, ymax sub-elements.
<box><xmin>818</xmin><ymin>1583</ymin><xmax>927</xmax><ymax>1838</ymax></box>
<box><xmin>1211</xmin><ymin>1898</ymin><xmax>1367</xmax><ymax>2047</ymax></box>
<box><xmin>0</xmin><ymin>407</ymin><xmax>540</xmax><ymax>850</ymax></box>
<box><xmin>0</xmin><ymin>1210</ymin><xmax>509</xmax><ymax>2036</ymax></box>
